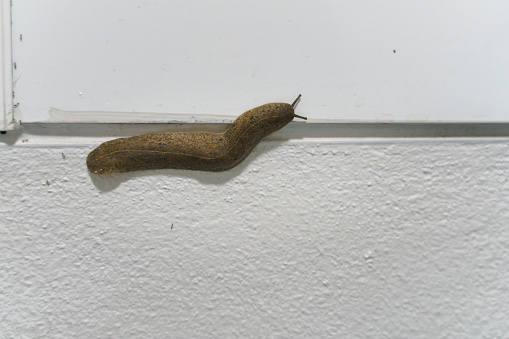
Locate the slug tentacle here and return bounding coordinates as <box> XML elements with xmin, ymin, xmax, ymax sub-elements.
<box><xmin>87</xmin><ymin>96</ymin><xmax>306</xmax><ymax>174</ymax></box>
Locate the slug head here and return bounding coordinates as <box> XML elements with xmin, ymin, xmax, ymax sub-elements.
<box><xmin>227</xmin><ymin>95</ymin><xmax>306</xmax><ymax>140</ymax></box>
<box><xmin>257</xmin><ymin>102</ymin><xmax>296</xmax><ymax>133</ymax></box>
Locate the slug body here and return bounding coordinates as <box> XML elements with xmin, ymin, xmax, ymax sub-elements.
<box><xmin>87</xmin><ymin>101</ymin><xmax>300</xmax><ymax>174</ymax></box>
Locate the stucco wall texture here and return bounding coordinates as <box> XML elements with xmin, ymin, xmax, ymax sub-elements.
<box><xmin>1</xmin><ymin>138</ymin><xmax>508</xmax><ymax>338</ymax></box>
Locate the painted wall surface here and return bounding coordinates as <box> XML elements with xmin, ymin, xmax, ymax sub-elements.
<box><xmin>1</xmin><ymin>135</ymin><xmax>508</xmax><ymax>337</ymax></box>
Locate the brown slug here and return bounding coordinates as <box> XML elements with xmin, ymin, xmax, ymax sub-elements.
<box><xmin>87</xmin><ymin>95</ymin><xmax>306</xmax><ymax>174</ymax></box>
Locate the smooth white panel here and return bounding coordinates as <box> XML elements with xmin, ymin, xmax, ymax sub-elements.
<box><xmin>1</xmin><ymin>0</ymin><xmax>15</xmax><ymax>130</ymax></box>
<box><xmin>11</xmin><ymin>1</ymin><xmax>509</xmax><ymax>122</ymax></box>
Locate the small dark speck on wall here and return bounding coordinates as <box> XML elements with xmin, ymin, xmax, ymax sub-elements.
<box><xmin>393</xmin><ymin>49</ymin><xmax>396</xmax><ymax>53</ymax></box>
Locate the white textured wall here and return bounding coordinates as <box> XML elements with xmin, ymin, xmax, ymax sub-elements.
<box><xmin>1</xmin><ymin>135</ymin><xmax>508</xmax><ymax>338</ymax></box>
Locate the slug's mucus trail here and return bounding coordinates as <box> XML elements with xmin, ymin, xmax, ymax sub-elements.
<box><xmin>87</xmin><ymin>95</ymin><xmax>307</xmax><ymax>174</ymax></box>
